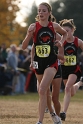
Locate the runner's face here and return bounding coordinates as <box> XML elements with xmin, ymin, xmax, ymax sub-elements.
<box><xmin>62</xmin><ymin>26</ymin><xmax>74</xmax><ymax>38</ymax></box>
<box><xmin>38</xmin><ymin>4</ymin><xmax>50</xmax><ymax>21</ymax></box>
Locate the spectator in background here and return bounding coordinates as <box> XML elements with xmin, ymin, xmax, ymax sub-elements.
<box><xmin>22</xmin><ymin>48</ymin><xmax>32</xmax><ymax>92</ymax></box>
<box><xmin>22</xmin><ymin>48</ymin><xmax>31</xmax><ymax>72</ymax></box>
<box><xmin>0</xmin><ymin>43</ymin><xmax>7</xmax><ymax>64</ymax></box>
<box><xmin>7</xmin><ymin>44</ymin><xmax>20</xmax><ymax>94</ymax></box>
<box><xmin>0</xmin><ymin>64</ymin><xmax>13</xmax><ymax>95</ymax></box>
<box><xmin>0</xmin><ymin>45</ymin><xmax>13</xmax><ymax>95</ymax></box>
<box><xmin>17</xmin><ymin>48</ymin><xmax>27</xmax><ymax>94</ymax></box>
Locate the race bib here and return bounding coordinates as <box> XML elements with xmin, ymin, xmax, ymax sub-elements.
<box><xmin>64</xmin><ymin>55</ymin><xmax>76</xmax><ymax>66</ymax></box>
<box><xmin>36</xmin><ymin>45</ymin><xmax>50</xmax><ymax>57</ymax></box>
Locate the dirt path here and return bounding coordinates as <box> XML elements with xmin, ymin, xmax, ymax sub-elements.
<box><xmin>0</xmin><ymin>100</ymin><xmax>83</xmax><ymax>124</ymax></box>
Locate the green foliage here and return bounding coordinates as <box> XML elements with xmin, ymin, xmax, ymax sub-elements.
<box><xmin>60</xmin><ymin>90</ymin><xmax>83</xmax><ymax>102</ymax></box>
<box><xmin>0</xmin><ymin>90</ymin><xmax>82</xmax><ymax>102</ymax></box>
<box><xmin>0</xmin><ymin>93</ymin><xmax>39</xmax><ymax>101</ymax></box>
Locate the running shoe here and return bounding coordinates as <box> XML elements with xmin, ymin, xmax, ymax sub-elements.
<box><xmin>51</xmin><ymin>113</ymin><xmax>62</xmax><ymax>124</ymax></box>
<box><xmin>36</xmin><ymin>122</ymin><xmax>42</xmax><ymax>124</ymax></box>
<box><xmin>60</xmin><ymin>112</ymin><xmax>66</xmax><ymax>121</ymax></box>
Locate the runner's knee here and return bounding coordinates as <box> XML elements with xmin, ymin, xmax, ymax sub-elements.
<box><xmin>39</xmin><ymin>87</ymin><xmax>46</xmax><ymax>95</ymax></box>
<box><xmin>65</xmin><ymin>86</ymin><xmax>71</xmax><ymax>93</ymax></box>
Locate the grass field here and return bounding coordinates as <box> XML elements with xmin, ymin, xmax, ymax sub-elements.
<box><xmin>0</xmin><ymin>90</ymin><xmax>83</xmax><ymax>124</ymax></box>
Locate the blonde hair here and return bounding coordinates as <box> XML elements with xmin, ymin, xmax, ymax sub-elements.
<box><xmin>59</xmin><ymin>19</ymin><xmax>76</xmax><ymax>31</ymax></box>
<box><xmin>35</xmin><ymin>2</ymin><xmax>56</xmax><ymax>22</ymax></box>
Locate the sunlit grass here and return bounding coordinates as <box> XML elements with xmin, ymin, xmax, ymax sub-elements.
<box><xmin>0</xmin><ymin>90</ymin><xmax>82</xmax><ymax>102</ymax></box>
<box><xmin>60</xmin><ymin>90</ymin><xmax>83</xmax><ymax>102</ymax></box>
<box><xmin>0</xmin><ymin>92</ymin><xmax>39</xmax><ymax>101</ymax></box>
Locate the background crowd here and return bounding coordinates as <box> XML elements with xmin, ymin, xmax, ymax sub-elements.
<box><xmin>0</xmin><ymin>43</ymin><xmax>37</xmax><ymax>95</ymax></box>
<box><xmin>0</xmin><ymin>43</ymin><xmax>83</xmax><ymax>95</ymax></box>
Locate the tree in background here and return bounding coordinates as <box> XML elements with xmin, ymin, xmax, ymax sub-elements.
<box><xmin>24</xmin><ymin>2</ymin><xmax>37</xmax><ymax>45</ymax></box>
<box><xmin>1</xmin><ymin>0</ymin><xmax>82</xmax><ymax>47</ymax></box>
<box><xmin>25</xmin><ymin>0</ymin><xmax>83</xmax><ymax>41</ymax></box>
<box><xmin>26</xmin><ymin>2</ymin><xmax>37</xmax><ymax>26</ymax></box>
<box><xmin>0</xmin><ymin>0</ymin><xmax>27</xmax><ymax>47</ymax></box>
<box><xmin>50</xmin><ymin>0</ymin><xmax>83</xmax><ymax>40</ymax></box>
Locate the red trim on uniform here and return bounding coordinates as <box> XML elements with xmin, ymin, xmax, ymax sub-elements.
<box><xmin>74</xmin><ymin>65</ymin><xmax>81</xmax><ymax>73</ymax></box>
<box><xmin>32</xmin><ymin>68</ymin><xmax>37</xmax><ymax>73</ymax></box>
<box><xmin>63</xmin><ymin>40</ymin><xmax>67</xmax><ymax>46</ymax></box>
<box><xmin>33</xmin><ymin>60</ymin><xmax>58</xmax><ymax>74</ymax></box>
<box><xmin>33</xmin><ymin>22</ymin><xmax>42</xmax><ymax>43</ymax></box>
<box><xmin>74</xmin><ymin>37</ymin><xmax>78</xmax><ymax>48</ymax></box>
<box><xmin>50</xmin><ymin>60</ymin><xmax>58</xmax><ymax>71</ymax></box>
